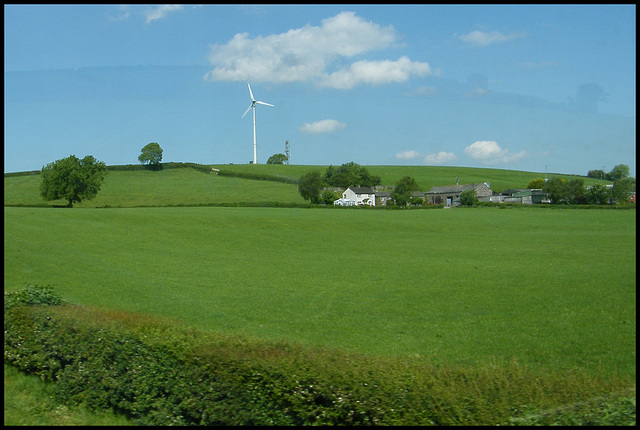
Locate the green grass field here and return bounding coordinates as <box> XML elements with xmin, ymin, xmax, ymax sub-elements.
<box><xmin>3</xmin><ymin>165</ymin><xmax>635</xmax><ymax>425</ymax></box>
<box><xmin>4</xmin><ymin>163</ymin><xmax>610</xmax><ymax>208</ymax></box>
<box><xmin>4</xmin><ymin>205</ymin><xmax>635</xmax><ymax>379</ymax></box>
<box><xmin>208</xmin><ymin>163</ymin><xmax>609</xmax><ymax>194</ymax></box>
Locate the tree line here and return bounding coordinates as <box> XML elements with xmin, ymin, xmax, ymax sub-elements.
<box><xmin>298</xmin><ymin>162</ymin><xmax>423</xmax><ymax>206</ymax></box>
<box><xmin>536</xmin><ymin>164</ymin><xmax>634</xmax><ymax>205</ymax></box>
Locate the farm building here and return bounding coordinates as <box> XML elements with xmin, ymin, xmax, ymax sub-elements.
<box><xmin>425</xmin><ymin>183</ymin><xmax>493</xmax><ymax>206</ymax></box>
<box><xmin>374</xmin><ymin>191</ymin><xmax>392</xmax><ymax>206</ymax></box>
<box><xmin>496</xmin><ymin>188</ymin><xmax>548</xmax><ymax>204</ymax></box>
<box><xmin>335</xmin><ymin>187</ymin><xmax>377</xmax><ymax>206</ymax></box>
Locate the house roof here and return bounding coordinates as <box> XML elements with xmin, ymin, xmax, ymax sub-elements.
<box><xmin>426</xmin><ymin>183</ymin><xmax>489</xmax><ymax>194</ymax></box>
<box><xmin>347</xmin><ymin>187</ymin><xmax>376</xmax><ymax>194</ymax></box>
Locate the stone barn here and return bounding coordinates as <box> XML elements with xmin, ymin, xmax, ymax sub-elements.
<box><xmin>425</xmin><ymin>183</ymin><xmax>493</xmax><ymax>206</ymax></box>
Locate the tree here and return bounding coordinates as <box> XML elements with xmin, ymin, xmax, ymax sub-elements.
<box><xmin>298</xmin><ymin>171</ymin><xmax>324</xmax><ymax>204</ymax></box>
<box><xmin>138</xmin><ymin>142</ymin><xmax>163</xmax><ymax>170</ymax></box>
<box><xmin>585</xmin><ymin>183</ymin><xmax>611</xmax><ymax>205</ymax></box>
<box><xmin>267</xmin><ymin>153</ymin><xmax>288</xmax><ymax>164</ymax></box>
<box><xmin>568</xmin><ymin>178</ymin><xmax>586</xmax><ymax>204</ymax></box>
<box><xmin>459</xmin><ymin>189</ymin><xmax>478</xmax><ymax>206</ymax></box>
<box><xmin>607</xmin><ymin>164</ymin><xmax>630</xmax><ymax>182</ymax></box>
<box><xmin>323</xmin><ymin>162</ymin><xmax>381</xmax><ymax>188</ymax></box>
<box><xmin>527</xmin><ymin>178</ymin><xmax>545</xmax><ymax>189</ymax></box>
<box><xmin>320</xmin><ymin>189</ymin><xmax>339</xmax><ymax>205</ymax></box>
<box><xmin>40</xmin><ymin>155</ymin><xmax>108</xmax><ymax>207</ymax></box>
<box><xmin>611</xmin><ymin>177</ymin><xmax>635</xmax><ymax>204</ymax></box>
<box><xmin>587</xmin><ymin>169</ymin><xmax>606</xmax><ymax>180</ymax></box>
<box><xmin>391</xmin><ymin>176</ymin><xmax>419</xmax><ymax>206</ymax></box>
<box><xmin>545</xmin><ymin>177</ymin><xmax>570</xmax><ymax>204</ymax></box>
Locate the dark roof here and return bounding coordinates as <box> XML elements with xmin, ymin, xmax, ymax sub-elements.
<box><xmin>501</xmin><ymin>188</ymin><xmax>527</xmax><ymax>196</ymax></box>
<box><xmin>426</xmin><ymin>183</ymin><xmax>490</xmax><ymax>194</ymax></box>
<box><xmin>348</xmin><ymin>187</ymin><xmax>375</xmax><ymax>194</ymax></box>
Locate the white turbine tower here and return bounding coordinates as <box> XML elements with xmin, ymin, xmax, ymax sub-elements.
<box><xmin>242</xmin><ymin>84</ymin><xmax>274</xmax><ymax>164</ymax></box>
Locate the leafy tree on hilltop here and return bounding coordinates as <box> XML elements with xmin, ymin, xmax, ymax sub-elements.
<box><xmin>40</xmin><ymin>155</ymin><xmax>108</xmax><ymax>207</ymax></box>
<box><xmin>324</xmin><ymin>162</ymin><xmax>381</xmax><ymax>188</ymax></box>
<box><xmin>138</xmin><ymin>142</ymin><xmax>163</xmax><ymax>170</ymax></box>
<box><xmin>587</xmin><ymin>169</ymin><xmax>606</xmax><ymax>180</ymax></box>
<box><xmin>267</xmin><ymin>153</ymin><xmax>288</xmax><ymax>164</ymax></box>
<box><xmin>607</xmin><ymin>164</ymin><xmax>630</xmax><ymax>182</ymax></box>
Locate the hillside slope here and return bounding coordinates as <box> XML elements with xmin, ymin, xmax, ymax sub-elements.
<box><xmin>5</xmin><ymin>163</ymin><xmax>609</xmax><ymax>208</ymax></box>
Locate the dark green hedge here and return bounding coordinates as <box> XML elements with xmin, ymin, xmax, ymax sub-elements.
<box><xmin>4</xmin><ymin>286</ymin><xmax>631</xmax><ymax>426</ymax></box>
<box><xmin>216</xmin><ymin>169</ymin><xmax>299</xmax><ymax>184</ymax></box>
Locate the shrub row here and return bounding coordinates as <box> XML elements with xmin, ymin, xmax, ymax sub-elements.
<box><xmin>4</xmin><ymin>286</ymin><xmax>632</xmax><ymax>426</ymax></box>
<box><xmin>216</xmin><ymin>169</ymin><xmax>300</xmax><ymax>184</ymax></box>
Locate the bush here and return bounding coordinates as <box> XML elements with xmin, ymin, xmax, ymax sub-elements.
<box><xmin>4</xmin><ymin>284</ymin><xmax>66</xmax><ymax>311</ymax></box>
<box><xmin>3</xmin><ymin>286</ymin><xmax>634</xmax><ymax>426</ymax></box>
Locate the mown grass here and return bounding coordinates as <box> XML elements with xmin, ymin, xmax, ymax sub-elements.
<box><xmin>4</xmin><ymin>206</ymin><xmax>635</xmax><ymax>379</ymax></box>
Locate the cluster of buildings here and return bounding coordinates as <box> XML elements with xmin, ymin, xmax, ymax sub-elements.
<box><xmin>333</xmin><ymin>182</ymin><xmax>550</xmax><ymax>207</ymax></box>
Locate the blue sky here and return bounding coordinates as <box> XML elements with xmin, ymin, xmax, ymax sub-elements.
<box><xmin>4</xmin><ymin>4</ymin><xmax>636</xmax><ymax>176</ymax></box>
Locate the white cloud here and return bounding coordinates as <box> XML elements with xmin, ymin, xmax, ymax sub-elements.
<box><xmin>204</xmin><ymin>11</ymin><xmax>430</xmax><ymax>88</ymax></box>
<box><xmin>456</xmin><ymin>30</ymin><xmax>524</xmax><ymax>47</ymax></box>
<box><xmin>396</xmin><ymin>150</ymin><xmax>422</xmax><ymax>160</ymax></box>
<box><xmin>299</xmin><ymin>119</ymin><xmax>346</xmax><ymax>134</ymax></box>
<box><xmin>464</xmin><ymin>140</ymin><xmax>527</xmax><ymax>164</ymax></box>
<box><xmin>145</xmin><ymin>5</ymin><xmax>184</xmax><ymax>24</ymax></box>
<box><xmin>423</xmin><ymin>151</ymin><xmax>458</xmax><ymax>165</ymax></box>
<box><xmin>396</xmin><ymin>150</ymin><xmax>458</xmax><ymax>165</ymax></box>
<box><xmin>318</xmin><ymin>57</ymin><xmax>431</xmax><ymax>90</ymax></box>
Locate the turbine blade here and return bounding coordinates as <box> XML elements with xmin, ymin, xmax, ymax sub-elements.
<box><xmin>256</xmin><ymin>101</ymin><xmax>274</xmax><ymax>107</ymax></box>
<box><xmin>242</xmin><ymin>105</ymin><xmax>252</xmax><ymax>118</ymax></box>
<box><xmin>247</xmin><ymin>83</ymin><xmax>254</xmax><ymax>101</ymax></box>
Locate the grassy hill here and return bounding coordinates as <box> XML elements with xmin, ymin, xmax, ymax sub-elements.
<box><xmin>4</xmin><ymin>163</ymin><xmax>610</xmax><ymax>208</ymax></box>
<box><xmin>3</xmin><ymin>163</ymin><xmax>634</xmax><ymax>426</ymax></box>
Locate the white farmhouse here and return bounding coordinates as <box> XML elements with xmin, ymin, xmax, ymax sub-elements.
<box><xmin>336</xmin><ymin>187</ymin><xmax>377</xmax><ymax>206</ymax></box>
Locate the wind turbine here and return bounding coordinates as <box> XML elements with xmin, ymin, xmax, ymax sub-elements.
<box><xmin>242</xmin><ymin>84</ymin><xmax>274</xmax><ymax>164</ymax></box>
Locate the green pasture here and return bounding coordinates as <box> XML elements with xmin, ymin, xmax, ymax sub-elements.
<box><xmin>210</xmin><ymin>163</ymin><xmax>609</xmax><ymax>193</ymax></box>
<box><xmin>4</xmin><ymin>167</ymin><xmax>306</xmax><ymax>208</ymax></box>
<box><xmin>5</xmin><ymin>164</ymin><xmax>611</xmax><ymax>208</ymax></box>
<box><xmin>4</xmin><ymin>206</ymin><xmax>635</xmax><ymax>378</ymax></box>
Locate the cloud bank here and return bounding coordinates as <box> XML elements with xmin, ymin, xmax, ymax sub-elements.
<box><xmin>464</xmin><ymin>140</ymin><xmax>527</xmax><ymax>164</ymax></box>
<box><xmin>145</xmin><ymin>5</ymin><xmax>184</xmax><ymax>24</ymax></box>
<box><xmin>456</xmin><ymin>30</ymin><xmax>524</xmax><ymax>47</ymax></box>
<box><xmin>299</xmin><ymin>119</ymin><xmax>346</xmax><ymax>134</ymax></box>
<box><xmin>395</xmin><ymin>150</ymin><xmax>458</xmax><ymax>165</ymax></box>
<box><xmin>204</xmin><ymin>11</ymin><xmax>432</xmax><ymax>89</ymax></box>
<box><xmin>397</xmin><ymin>141</ymin><xmax>526</xmax><ymax>166</ymax></box>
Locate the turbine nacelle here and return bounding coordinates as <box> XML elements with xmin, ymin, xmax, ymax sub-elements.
<box><xmin>242</xmin><ymin>84</ymin><xmax>274</xmax><ymax>118</ymax></box>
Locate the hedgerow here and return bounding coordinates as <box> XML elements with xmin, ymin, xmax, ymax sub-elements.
<box><xmin>4</xmin><ymin>286</ymin><xmax>634</xmax><ymax>425</ymax></box>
